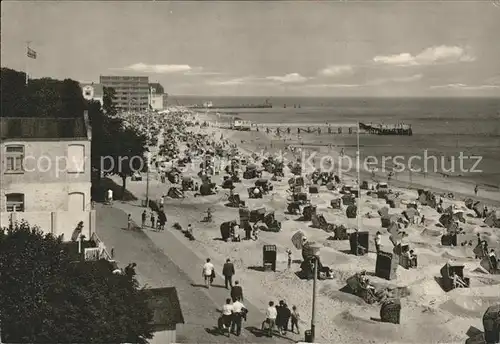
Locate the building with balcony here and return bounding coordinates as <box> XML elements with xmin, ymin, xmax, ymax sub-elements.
<box><xmin>100</xmin><ymin>75</ymin><xmax>149</xmax><ymax>112</ymax></box>
<box><xmin>0</xmin><ymin>112</ymin><xmax>95</xmax><ymax>240</ymax></box>
<box><xmin>80</xmin><ymin>82</ymin><xmax>104</xmax><ymax>107</ymax></box>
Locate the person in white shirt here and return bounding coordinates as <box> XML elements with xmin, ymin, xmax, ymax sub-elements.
<box><xmin>219</xmin><ymin>298</ymin><xmax>233</xmax><ymax>335</ymax></box>
<box><xmin>262</xmin><ymin>301</ymin><xmax>277</xmax><ymax>337</ymax></box>
<box><xmin>374</xmin><ymin>232</ymin><xmax>382</xmax><ymax>253</ymax></box>
<box><xmin>202</xmin><ymin>258</ymin><xmax>215</xmax><ymax>288</ymax></box>
<box><xmin>230</xmin><ymin>298</ymin><xmax>246</xmax><ymax>336</ymax></box>
<box><xmin>106</xmin><ymin>189</ymin><xmax>113</xmax><ymax>204</ymax></box>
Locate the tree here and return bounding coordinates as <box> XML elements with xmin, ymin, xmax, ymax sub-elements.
<box><xmin>88</xmin><ymin>99</ymin><xmax>147</xmax><ymax>196</ymax></box>
<box><xmin>0</xmin><ymin>68</ymin><xmax>28</xmax><ymax>117</ymax></box>
<box><xmin>0</xmin><ymin>221</ymin><xmax>153</xmax><ymax>343</ymax></box>
<box><xmin>103</xmin><ymin>86</ymin><xmax>117</xmax><ymax>117</ymax></box>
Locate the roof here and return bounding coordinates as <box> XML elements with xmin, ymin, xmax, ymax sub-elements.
<box><xmin>149</xmin><ymin>83</ymin><xmax>164</xmax><ymax>94</ymax></box>
<box><xmin>142</xmin><ymin>287</ymin><xmax>184</xmax><ymax>331</ymax></box>
<box><xmin>0</xmin><ymin>117</ymin><xmax>89</xmax><ymax>140</ymax></box>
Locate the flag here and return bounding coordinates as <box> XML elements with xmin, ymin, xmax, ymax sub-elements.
<box><xmin>27</xmin><ymin>47</ymin><xmax>37</xmax><ymax>59</ymax></box>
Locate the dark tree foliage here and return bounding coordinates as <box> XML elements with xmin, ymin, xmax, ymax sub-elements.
<box><xmin>1</xmin><ymin>68</ymin><xmax>85</xmax><ymax>118</ymax></box>
<box><xmin>1</xmin><ymin>68</ymin><xmax>147</xmax><ymax>197</ymax></box>
<box><xmin>0</xmin><ymin>221</ymin><xmax>153</xmax><ymax>343</ymax></box>
<box><xmin>0</xmin><ymin>68</ymin><xmax>29</xmax><ymax>117</ymax></box>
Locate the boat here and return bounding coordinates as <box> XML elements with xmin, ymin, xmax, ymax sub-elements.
<box><xmin>231</xmin><ymin>117</ymin><xmax>252</xmax><ymax>131</ymax></box>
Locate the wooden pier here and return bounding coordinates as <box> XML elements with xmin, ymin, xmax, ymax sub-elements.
<box><xmin>215</xmin><ymin>121</ymin><xmax>413</xmax><ymax>136</ymax></box>
<box><xmin>359</xmin><ymin>122</ymin><xmax>413</xmax><ymax>136</ymax></box>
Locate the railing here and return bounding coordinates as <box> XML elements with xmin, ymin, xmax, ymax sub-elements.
<box><xmin>91</xmin><ymin>232</ymin><xmax>113</xmax><ymax>261</ymax></box>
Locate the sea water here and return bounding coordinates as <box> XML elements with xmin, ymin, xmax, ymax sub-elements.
<box><xmin>172</xmin><ymin>96</ymin><xmax>500</xmax><ymax>188</ymax></box>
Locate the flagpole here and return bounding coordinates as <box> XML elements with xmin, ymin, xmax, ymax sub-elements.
<box><xmin>25</xmin><ymin>41</ymin><xmax>30</xmax><ymax>85</ymax></box>
<box><xmin>356</xmin><ymin>121</ymin><xmax>361</xmax><ymax>232</ymax></box>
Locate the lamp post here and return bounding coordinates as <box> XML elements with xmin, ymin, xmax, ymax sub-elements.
<box><xmin>310</xmin><ymin>255</ymin><xmax>318</xmax><ymax>342</ymax></box>
<box><xmin>356</xmin><ymin>122</ymin><xmax>361</xmax><ymax>232</ymax></box>
<box><xmin>145</xmin><ymin>105</ymin><xmax>151</xmax><ymax>208</ymax></box>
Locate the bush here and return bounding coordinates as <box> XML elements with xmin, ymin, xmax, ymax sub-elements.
<box><xmin>0</xmin><ymin>221</ymin><xmax>153</xmax><ymax>343</ymax></box>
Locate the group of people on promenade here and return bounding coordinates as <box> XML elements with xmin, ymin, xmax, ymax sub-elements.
<box><xmin>203</xmin><ymin>257</ymin><xmax>301</xmax><ymax>338</ymax></box>
<box><xmin>262</xmin><ymin>300</ymin><xmax>300</xmax><ymax>337</ymax></box>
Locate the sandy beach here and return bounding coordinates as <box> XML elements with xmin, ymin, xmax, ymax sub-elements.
<box><xmin>111</xmin><ymin>108</ymin><xmax>500</xmax><ymax>344</ymax></box>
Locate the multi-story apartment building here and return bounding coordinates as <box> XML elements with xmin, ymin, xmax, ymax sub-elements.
<box><xmin>99</xmin><ymin>75</ymin><xmax>149</xmax><ymax>112</ymax></box>
<box><xmin>0</xmin><ymin>112</ymin><xmax>95</xmax><ymax>240</ymax></box>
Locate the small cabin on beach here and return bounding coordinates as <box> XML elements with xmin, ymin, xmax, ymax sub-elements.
<box><xmin>231</xmin><ymin>118</ymin><xmax>252</xmax><ymax>131</ymax></box>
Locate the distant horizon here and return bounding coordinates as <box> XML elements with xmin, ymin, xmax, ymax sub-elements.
<box><xmin>169</xmin><ymin>94</ymin><xmax>500</xmax><ymax>99</ymax></box>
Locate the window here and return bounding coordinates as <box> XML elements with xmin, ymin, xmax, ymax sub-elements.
<box><xmin>4</xmin><ymin>145</ymin><xmax>24</xmax><ymax>172</ymax></box>
<box><xmin>6</xmin><ymin>193</ymin><xmax>24</xmax><ymax>212</ymax></box>
<box><xmin>67</xmin><ymin>144</ymin><xmax>85</xmax><ymax>173</ymax></box>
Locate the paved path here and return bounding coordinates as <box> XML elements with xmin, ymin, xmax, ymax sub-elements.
<box><xmin>96</xmin><ymin>203</ymin><xmax>291</xmax><ymax>344</ymax></box>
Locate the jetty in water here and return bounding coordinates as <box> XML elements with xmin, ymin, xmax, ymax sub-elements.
<box><xmin>359</xmin><ymin>122</ymin><xmax>413</xmax><ymax>136</ymax></box>
<box><xmin>215</xmin><ymin>121</ymin><xmax>414</xmax><ymax>136</ymax></box>
<box><xmin>189</xmin><ymin>99</ymin><xmax>272</xmax><ymax>109</ymax></box>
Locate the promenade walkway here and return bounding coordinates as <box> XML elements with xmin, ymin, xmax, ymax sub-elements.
<box><xmin>96</xmin><ymin>203</ymin><xmax>291</xmax><ymax>344</ymax></box>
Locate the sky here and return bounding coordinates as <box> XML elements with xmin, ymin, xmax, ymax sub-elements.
<box><xmin>2</xmin><ymin>1</ymin><xmax>500</xmax><ymax>97</ymax></box>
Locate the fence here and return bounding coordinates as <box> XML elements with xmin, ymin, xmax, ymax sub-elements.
<box><xmin>0</xmin><ymin>210</ymin><xmax>96</xmax><ymax>241</ymax></box>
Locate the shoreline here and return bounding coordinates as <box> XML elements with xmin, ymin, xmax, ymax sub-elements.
<box><xmin>200</xmin><ymin>112</ymin><xmax>500</xmax><ymax>208</ymax></box>
<box><xmin>118</xmin><ymin>108</ymin><xmax>500</xmax><ymax>344</ymax></box>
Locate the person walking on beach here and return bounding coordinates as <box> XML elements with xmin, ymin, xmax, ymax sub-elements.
<box><xmin>286</xmin><ymin>248</ymin><xmax>292</xmax><ymax>269</ymax></box>
<box><xmin>262</xmin><ymin>301</ymin><xmax>277</xmax><ymax>337</ymax></box>
<box><xmin>150</xmin><ymin>212</ymin><xmax>156</xmax><ymax>229</ymax></box>
<box><xmin>291</xmin><ymin>305</ymin><xmax>300</xmax><ymax>334</ymax></box>
<box><xmin>202</xmin><ymin>258</ymin><xmax>215</xmax><ymax>289</ymax></box>
<box><xmin>106</xmin><ymin>188</ymin><xmax>113</xmax><ymax>205</ymax></box>
<box><xmin>231</xmin><ymin>280</ymin><xmax>243</xmax><ymax>302</ymax></box>
<box><xmin>127</xmin><ymin>214</ymin><xmax>132</xmax><ymax>230</ymax></box>
<box><xmin>220</xmin><ymin>298</ymin><xmax>234</xmax><ymax>336</ymax></box>
<box><xmin>282</xmin><ymin>302</ymin><xmax>292</xmax><ymax>334</ymax></box>
<box><xmin>223</xmin><ymin>258</ymin><xmax>235</xmax><ymax>289</ymax></box>
<box><xmin>420</xmin><ymin>215</ymin><xmax>425</xmax><ymax>226</ymax></box>
<box><xmin>231</xmin><ymin>297</ymin><xmax>246</xmax><ymax>336</ymax></box>
<box><xmin>141</xmin><ymin>210</ymin><xmax>147</xmax><ymax>228</ymax></box>
<box><xmin>474</xmin><ymin>185</ymin><xmax>479</xmax><ymax>196</ymax></box>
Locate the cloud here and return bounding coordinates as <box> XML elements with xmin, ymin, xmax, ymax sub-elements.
<box><xmin>318</xmin><ymin>65</ymin><xmax>353</xmax><ymax>77</ymax></box>
<box><xmin>306</xmin><ymin>83</ymin><xmax>361</xmax><ymax>88</ymax></box>
<box><xmin>367</xmin><ymin>74</ymin><xmax>423</xmax><ymax>85</ymax></box>
<box><xmin>306</xmin><ymin>74</ymin><xmax>422</xmax><ymax>89</ymax></box>
<box><xmin>184</xmin><ymin>67</ymin><xmax>222</xmax><ymax>76</ymax></box>
<box><xmin>206</xmin><ymin>77</ymin><xmax>252</xmax><ymax>86</ymax></box>
<box><xmin>266</xmin><ymin>73</ymin><xmax>308</xmax><ymax>83</ymax></box>
<box><xmin>430</xmin><ymin>83</ymin><xmax>500</xmax><ymax>90</ymax></box>
<box><xmin>121</xmin><ymin>63</ymin><xmax>192</xmax><ymax>74</ymax></box>
<box><xmin>373</xmin><ymin>46</ymin><xmax>475</xmax><ymax>66</ymax></box>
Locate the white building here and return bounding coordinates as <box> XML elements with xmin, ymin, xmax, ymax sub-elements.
<box><xmin>0</xmin><ymin>112</ymin><xmax>96</xmax><ymax>240</ymax></box>
<box><xmin>80</xmin><ymin>83</ymin><xmax>104</xmax><ymax>107</ymax></box>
